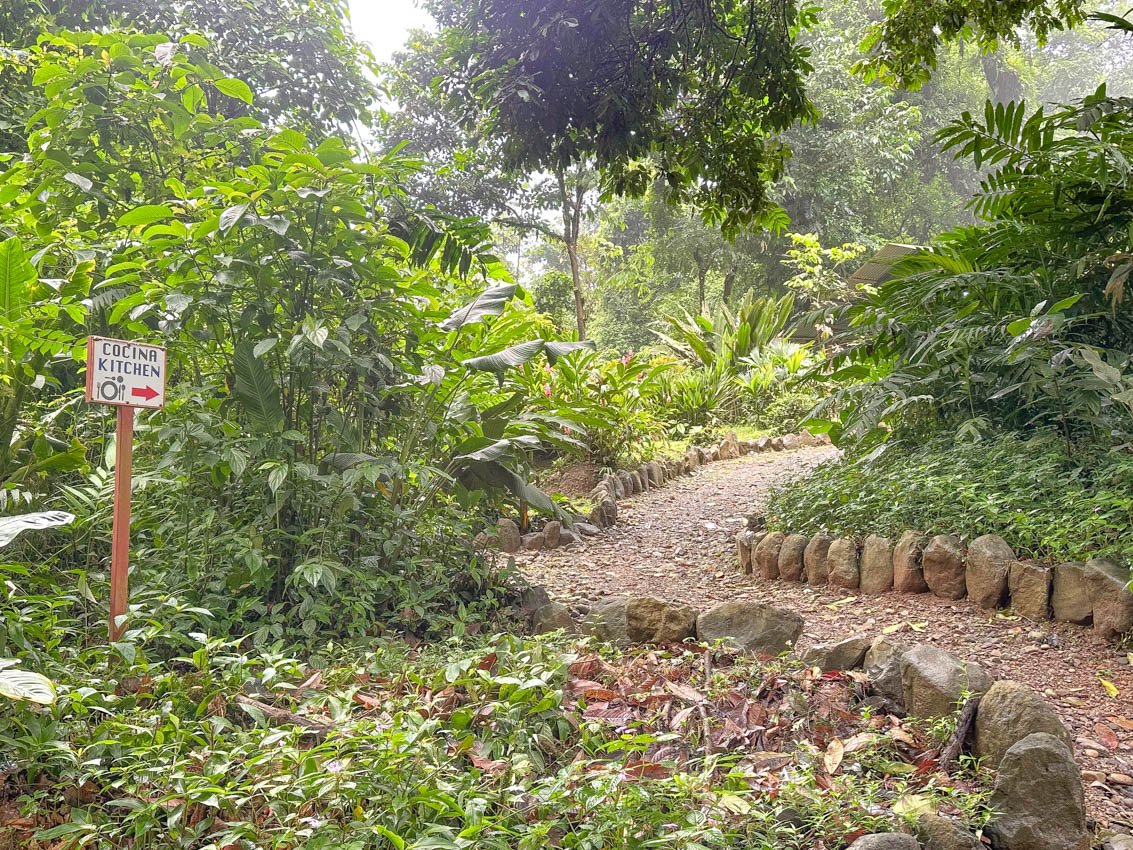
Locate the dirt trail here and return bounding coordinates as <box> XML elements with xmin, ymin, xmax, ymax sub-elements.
<box><xmin>519</xmin><ymin>447</ymin><xmax>1133</xmax><ymax>829</ymax></box>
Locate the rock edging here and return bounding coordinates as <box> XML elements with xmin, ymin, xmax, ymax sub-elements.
<box><xmin>483</xmin><ymin>429</ymin><xmax>832</xmax><ymax>555</ymax></box>
<box><xmin>736</xmin><ymin>530</ymin><xmax>1133</xmax><ymax>643</ymax></box>
<box><xmin>583</xmin><ymin>429</ymin><xmax>830</xmax><ymax>533</ymax></box>
<box><xmin>520</xmin><ymin>589</ymin><xmax>1096</xmax><ymax>850</ymax></box>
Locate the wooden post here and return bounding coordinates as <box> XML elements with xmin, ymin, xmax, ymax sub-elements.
<box><xmin>109</xmin><ymin>405</ymin><xmax>135</xmax><ymax>641</ymax></box>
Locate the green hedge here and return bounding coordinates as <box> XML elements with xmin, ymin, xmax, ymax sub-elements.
<box><xmin>767</xmin><ymin>432</ymin><xmax>1133</xmax><ymax>567</ymax></box>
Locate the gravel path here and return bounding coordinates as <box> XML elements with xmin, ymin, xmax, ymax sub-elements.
<box><xmin>519</xmin><ymin>447</ymin><xmax>1133</xmax><ymax>829</ymax></box>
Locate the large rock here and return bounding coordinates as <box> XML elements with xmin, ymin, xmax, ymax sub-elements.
<box><xmin>582</xmin><ymin>597</ymin><xmax>697</xmax><ymax>644</ymax></box>
<box><xmin>804</xmin><ymin>534</ymin><xmax>834</xmax><ymax>587</ymax></box>
<box><xmin>719</xmin><ymin>432</ymin><xmax>742</xmax><ymax>459</ymax></box>
<box><xmin>1051</xmin><ymin>562</ymin><xmax>1092</xmax><ymax>625</ymax></box>
<box><xmin>847</xmin><ymin>835</ymin><xmax>918</xmax><ymax>850</ymax></box>
<box><xmin>799</xmin><ymin>634</ymin><xmax>872</xmax><ymax>672</ymax></box>
<box><xmin>497</xmin><ymin>518</ymin><xmax>522</xmax><ymax>553</ymax></box>
<box><xmin>1085</xmin><ymin>558</ymin><xmax>1133</xmax><ymax>640</ymax></box>
<box><xmin>1008</xmin><ymin>561</ymin><xmax>1052</xmax><ymax>621</ymax></box>
<box><xmin>860</xmin><ymin>535</ymin><xmax>894</xmax><ymax>595</ymax></box>
<box><xmin>532</xmin><ymin>602</ymin><xmax>574</xmax><ymax>634</ymax></box>
<box><xmin>923</xmin><ymin>534</ymin><xmax>966</xmax><ymax>600</ymax></box>
<box><xmin>646</xmin><ymin>461</ymin><xmax>664</xmax><ymax>486</ymax></box>
<box><xmin>755</xmin><ymin>532</ymin><xmax>787</xmax><ymax>580</ymax></box>
<box><xmin>827</xmin><ymin>538</ymin><xmax>860</xmax><ymax>590</ymax></box>
<box><xmin>735</xmin><ymin>530</ymin><xmax>757</xmax><ymax>574</ymax></box>
<box><xmin>865</xmin><ymin>635</ymin><xmax>908</xmax><ymax>707</ymax></box>
<box><xmin>966</xmin><ymin>534</ymin><xmax>1014</xmax><ymax>609</ymax></box>
<box><xmin>618</xmin><ymin>470</ymin><xmax>636</xmax><ymax>496</ymax></box>
<box><xmin>543</xmin><ymin>521</ymin><xmax>562</xmax><ymax>549</ymax></box>
<box><xmin>696</xmin><ymin>601</ymin><xmax>803</xmax><ymax>655</ymax></box>
<box><xmin>778</xmin><ymin>534</ymin><xmax>810</xmax><ymax>583</ymax></box>
<box><xmin>518</xmin><ymin>584</ymin><xmax>551</xmax><ymax>611</ymax></box>
<box><xmin>609</xmin><ymin>474</ymin><xmax>626</xmax><ymax>500</ymax></box>
<box><xmin>596</xmin><ymin>497</ymin><xmax>618</xmax><ymax>527</ymax></box>
<box><xmin>916</xmin><ymin>814</ymin><xmax>981</xmax><ymax>850</ymax></box>
<box><xmin>522</xmin><ymin>532</ymin><xmax>545</xmax><ymax>550</ymax></box>
<box><xmin>684</xmin><ymin>447</ymin><xmax>700</xmax><ymax>471</ymax></box>
<box><xmin>900</xmin><ymin>645</ymin><xmax>992</xmax><ymax>718</ymax></box>
<box><xmin>986</xmin><ymin>733</ymin><xmax>1089</xmax><ymax>850</ymax></box>
<box><xmin>893</xmin><ymin>531</ymin><xmax>929</xmax><ymax>593</ymax></box>
<box><xmin>973</xmin><ymin>680</ymin><xmax>1071</xmax><ymax>765</ymax></box>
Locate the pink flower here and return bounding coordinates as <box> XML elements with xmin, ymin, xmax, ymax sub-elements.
<box><xmin>543</xmin><ymin>383</ymin><xmax>552</xmax><ymax>398</ymax></box>
<box><xmin>621</xmin><ymin>350</ymin><xmax>634</xmax><ymax>365</ymax></box>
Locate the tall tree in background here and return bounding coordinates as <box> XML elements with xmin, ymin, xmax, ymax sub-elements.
<box><xmin>429</xmin><ymin>0</ymin><xmax>1092</xmax><ymax>234</ymax></box>
<box><xmin>382</xmin><ymin>32</ymin><xmax>597</xmax><ymax>337</ymax></box>
<box><xmin>428</xmin><ymin>0</ymin><xmax>817</xmax><ymax>236</ymax></box>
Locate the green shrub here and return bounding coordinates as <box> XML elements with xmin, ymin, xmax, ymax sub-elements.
<box><xmin>518</xmin><ymin>350</ymin><xmax>672</xmax><ymax>468</ymax></box>
<box><xmin>661</xmin><ymin>359</ymin><xmax>740</xmax><ymax>433</ymax></box>
<box><xmin>755</xmin><ymin>388</ymin><xmax>822</xmax><ymax>435</ymax></box>
<box><xmin>767</xmin><ymin>431</ymin><xmax>1133</xmax><ymax>567</ymax></box>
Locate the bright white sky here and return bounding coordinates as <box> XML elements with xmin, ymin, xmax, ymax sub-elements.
<box><xmin>347</xmin><ymin>0</ymin><xmax>434</xmax><ymax>63</ymax></box>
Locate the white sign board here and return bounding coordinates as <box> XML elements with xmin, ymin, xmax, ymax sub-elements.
<box><xmin>85</xmin><ymin>336</ymin><xmax>167</xmax><ymax>409</ymax></box>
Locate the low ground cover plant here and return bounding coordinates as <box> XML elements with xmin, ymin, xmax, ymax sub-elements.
<box><xmin>767</xmin><ymin>431</ymin><xmax>1133</xmax><ymax>567</ymax></box>
<box><xmin>1</xmin><ymin>633</ymin><xmax>991</xmax><ymax>849</ymax></box>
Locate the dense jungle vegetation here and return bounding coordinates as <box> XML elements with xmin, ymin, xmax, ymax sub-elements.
<box><xmin>1</xmin><ymin>0</ymin><xmax>1132</xmax><ymax>846</ymax></box>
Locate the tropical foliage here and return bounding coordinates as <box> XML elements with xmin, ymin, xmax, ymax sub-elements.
<box><xmin>1</xmin><ymin>0</ymin><xmax>1131</xmax><ymax>845</ymax></box>
<box><xmin>810</xmin><ymin>84</ymin><xmax>1133</xmax><ymax>451</ymax></box>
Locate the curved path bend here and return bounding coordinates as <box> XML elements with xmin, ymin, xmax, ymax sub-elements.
<box><xmin>519</xmin><ymin>446</ymin><xmax>1133</xmax><ymax>829</ymax></box>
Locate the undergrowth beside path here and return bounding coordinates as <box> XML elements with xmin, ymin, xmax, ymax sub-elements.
<box><xmin>767</xmin><ymin>433</ymin><xmax>1133</xmax><ymax>568</ymax></box>
<box><xmin>2</xmin><ymin>633</ymin><xmax>993</xmax><ymax>849</ymax></box>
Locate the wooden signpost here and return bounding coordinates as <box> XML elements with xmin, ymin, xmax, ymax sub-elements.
<box><xmin>84</xmin><ymin>337</ymin><xmax>167</xmax><ymax>641</ymax></box>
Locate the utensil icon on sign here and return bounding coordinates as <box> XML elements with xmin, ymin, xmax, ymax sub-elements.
<box><xmin>98</xmin><ymin>376</ymin><xmax>126</xmax><ymax>403</ymax></box>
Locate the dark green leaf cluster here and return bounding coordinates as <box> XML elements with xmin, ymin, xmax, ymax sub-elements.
<box><xmin>857</xmin><ymin>0</ymin><xmax>1087</xmax><ymax>89</ymax></box>
<box><xmin>430</xmin><ymin>0</ymin><xmax>818</xmax><ymax>235</ymax></box>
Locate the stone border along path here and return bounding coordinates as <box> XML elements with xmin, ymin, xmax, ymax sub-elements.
<box><xmin>515</xmin><ymin>445</ymin><xmax>1133</xmax><ymax>833</ymax></box>
<box><xmin>487</xmin><ymin>429</ymin><xmax>829</xmax><ymax>553</ymax></box>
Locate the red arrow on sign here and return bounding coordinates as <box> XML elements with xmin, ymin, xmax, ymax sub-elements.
<box><xmin>131</xmin><ymin>386</ymin><xmax>159</xmax><ymax>401</ymax></box>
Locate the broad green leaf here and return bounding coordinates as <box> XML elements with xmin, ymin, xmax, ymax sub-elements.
<box><xmin>0</xmin><ymin>237</ymin><xmax>35</xmax><ymax>320</ymax></box>
<box><xmin>323</xmin><ymin>452</ymin><xmax>383</xmax><ymax>471</ymax></box>
<box><xmin>214</xmin><ymin>77</ymin><xmax>254</xmax><ymax>105</ymax></box>
<box><xmin>234</xmin><ymin>343</ymin><xmax>285</xmax><ymax>433</ymax></box>
<box><xmin>219</xmin><ymin>203</ymin><xmax>251</xmax><ymax>235</ymax></box>
<box><xmin>544</xmin><ymin>341</ymin><xmax>597</xmax><ymax>364</ymax></box>
<box><xmin>0</xmin><ymin>511</ymin><xmax>74</xmax><ymax>548</ymax></box>
<box><xmin>455</xmin><ymin>436</ymin><xmax>540</xmax><ymax>463</ymax></box>
<box><xmin>0</xmin><ymin>667</ymin><xmax>56</xmax><ymax>705</ymax></box>
<box><xmin>63</xmin><ymin>172</ymin><xmax>93</xmax><ymax>192</ymax></box>
<box><xmin>268</xmin><ymin>128</ymin><xmax>309</xmax><ymax>152</ymax></box>
<box><xmin>440</xmin><ymin>284</ymin><xmax>517</xmax><ymax>332</ymax></box>
<box><xmin>118</xmin><ymin>204</ymin><xmax>174</xmax><ymax>228</ymax></box>
<box><xmin>461</xmin><ymin>340</ymin><xmax>545</xmax><ymax>373</ymax></box>
<box><xmin>253</xmin><ymin>337</ymin><xmax>279</xmax><ymax>358</ymax></box>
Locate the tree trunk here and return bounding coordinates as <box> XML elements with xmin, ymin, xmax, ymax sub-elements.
<box><xmin>557</xmin><ymin>168</ymin><xmax>586</xmax><ymax>337</ymax></box>
<box><xmin>722</xmin><ymin>266</ymin><xmax>737</xmax><ymax>306</ymax></box>
<box><xmin>694</xmin><ymin>249</ymin><xmax>708</xmax><ymax>315</ymax></box>
<box><xmin>981</xmin><ymin>54</ymin><xmax>1022</xmax><ymax>105</ymax></box>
